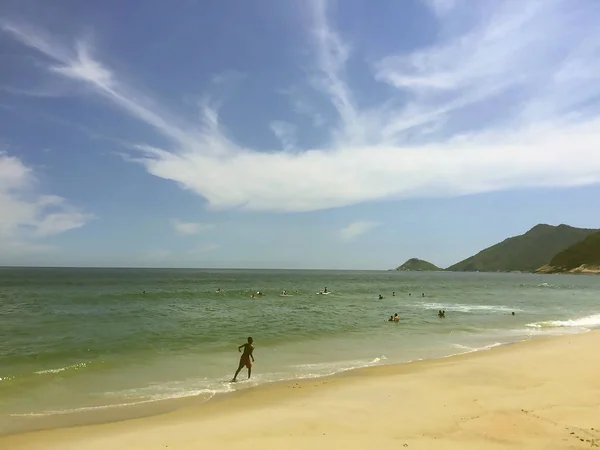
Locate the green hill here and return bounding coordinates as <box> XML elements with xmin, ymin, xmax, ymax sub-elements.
<box><xmin>396</xmin><ymin>258</ymin><xmax>440</xmax><ymax>271</ymax></box>
<box><xmin>446</xmin><ymin>224</ymin><xmax>598</xmax><ymax>273</ymax></box>
<box><xmin>537</xmin><ymin>230</ymin><xmax>600</xmax><ymax>274</ymax></box>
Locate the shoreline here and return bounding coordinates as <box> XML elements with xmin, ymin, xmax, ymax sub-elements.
<box><xmin>0</xmin><ymin>334</ymin><xmax>544</xmax><ymax>436</ymax></box>
<box><xmin>3</xmin><ymin>330</ymin><xmax>600</xmax><ymax>449</ymax></box>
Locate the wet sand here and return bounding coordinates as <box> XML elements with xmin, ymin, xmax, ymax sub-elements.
<box><xmin>3</xmin><ymin>331</ymin><xmax>600</xmax><ymax>449</ymax></box>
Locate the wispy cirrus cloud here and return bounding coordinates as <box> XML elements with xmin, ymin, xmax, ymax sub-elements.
<box><xmin>2</xmin><ymin>0</ymin><xmax>600</xmax><ymax>214</ymax></box>
<box><xmin>339</xmin><ymin>221</ymin><xmax>380</xmax><ymax>241</ymax></box>
<box><xmin>423</xmin><ymin>0</ymin><xmax>459</xmax><ymax>17</ymax></box>
<box><xmin>171</xmin><ymin>219</ymin><xmax>214</xmax><ymax>236</ymax></box>
<box><xmin>0</xmin><ymin>152</ymin><xmax>91</xmax><ymax>255</ymax></box>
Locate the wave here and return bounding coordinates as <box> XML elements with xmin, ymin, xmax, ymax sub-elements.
<box><xmin>10</xmin><ymin>356</ymin><xmax>388</xmax><ymax>418</ymax></box>
<box><xmin>291</xmin><ymin>356</ymin><xmax>386</xmax><ymax>374</ymax></box>
<box><xmin>450</xmin><ymin>342</ymin><xmax>503</xmax><ymax>353</ymax></box>
<box><xmin>34</xmin><ymin>362</ymin><xmax>88</xmax><ymax>375</ymax></box>
<box><xmin>9</xmin><ymin>394</ymin><xmax>217</xmax><ymax>418</ymax></box>
<box><xmin>420</xmin><ymin>302</ymin><xmax>520</xmax><ymax>314</ymax></box>
<box><xmin>519</xmin><ymin>282</ymin><xmax>578</xmax><ymax>289</ymax></box>
<box><xmin>526</xmin><ymin>313</ymin><xmax>600</xmax><ymax>330</ymax></box>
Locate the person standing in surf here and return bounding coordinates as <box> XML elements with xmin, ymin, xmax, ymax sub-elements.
<box><xmin>232</xmin><ymin>337</ymin><xmax>255</xmax><ymax>382</ymax></box>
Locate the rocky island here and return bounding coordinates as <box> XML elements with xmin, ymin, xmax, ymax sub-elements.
<box><xmin>396</xmin><ymin>258</ymin><xmax>441</xmax><ymax>271</ymax></box>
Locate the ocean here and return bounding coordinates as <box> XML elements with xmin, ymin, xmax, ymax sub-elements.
<box><xmin>1</xmin><ymin>267</ymin><xmax>599</xmax><ymax>434</ymax></box>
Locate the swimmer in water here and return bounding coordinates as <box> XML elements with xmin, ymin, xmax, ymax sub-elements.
<box><xmin>393</xmin><ymin>313</ymin><xmax>400</xmax><ymax>322</ymax></box>
<box><xmin>379</xmin><ymin>294</ymin><xmax>384</xmax><ymax>300</ymax></box>
<box><xmin>392</xmin><ymin>291</ymin><xmax>396</xmax><ymax>296</ymax></box>
<box><xmin>232</xmin><ymin>337</ymin><xmax>255</xmax><ymax>382</ymax></box>
<box><xmin>388</xmin><ymin>315</ymin><xmax>394</xmax><ymax>322</ymax></box>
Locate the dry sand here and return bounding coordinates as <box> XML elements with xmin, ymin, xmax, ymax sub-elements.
<box><xmin>3</xmin><ymin>331</ymin><xmax>600</xmax><ymax>450</ymax></box>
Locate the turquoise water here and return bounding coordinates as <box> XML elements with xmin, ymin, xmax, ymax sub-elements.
<box><xmin>1</xmin><ymin>268</ymin><xmax>600</xmax><ymax>434</ymax></box>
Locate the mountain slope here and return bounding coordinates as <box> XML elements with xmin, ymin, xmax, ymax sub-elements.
<box><xmin>537</xmin><ymin>230</ymin><xmax>600</xmax><ymax>274</ymax></box>
<box><xmin>396</xmin><ymin>258</ymin><xmax>440</xmax><ymax>271</ymax></box>
<box><xmin>447</xmin><ymin>224</ymin><xmax>598</xmax><ymax>273</ymax></box>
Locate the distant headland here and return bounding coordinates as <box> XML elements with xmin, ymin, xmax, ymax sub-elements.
<box><xmin>394</xmin><ymin>224</ymin><xmax>600</xmax><ymax>275</ymax></box>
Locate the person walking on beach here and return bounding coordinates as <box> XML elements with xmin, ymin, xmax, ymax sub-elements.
<box><xmin>232</xmin><ymin>337</ymin><xmax>255</xmax><ymax>382</ymax></box>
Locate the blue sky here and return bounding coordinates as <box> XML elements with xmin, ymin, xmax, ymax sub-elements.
<box><xmin>1</xmin><ymin>0</ymin><xmax>600</xmax><ymax>269</ymax></box>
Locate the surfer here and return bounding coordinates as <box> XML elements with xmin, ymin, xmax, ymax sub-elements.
<box><xmin>324</xmin><ymin>287</ymin><xmax>328</xmax><ymax>293</ymax></box>
<box><xmin>379</xmin><ymin>294</ymin><xmax>384</xmax><ymax>300</ymax></box>
<box><xmin>392</xmin><ymin>291</ymin><xmax>395</xmax><ymax>296</ymax></box>
<box><xmin>232</xmin><ymin>337</ymin><xmax>255</xmax><ymax>382</ymax></box>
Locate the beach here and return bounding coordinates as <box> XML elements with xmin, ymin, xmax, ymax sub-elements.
<box><xmin>4</xmin><ymin>268</ymin><xmax>600</xmax><ymax>426</ymax></box>
<box><xmin>2</xmin><ymin>330</ymin><xmax>600</xmax><ymax>449</ymax></box>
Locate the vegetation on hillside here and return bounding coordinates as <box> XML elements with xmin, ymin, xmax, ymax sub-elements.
<box><xmin>446</xmin><ymin>224</ymin><xmax>598</xmax><ymax>273</ymax></box>
<box><xmin>539</xmin><ymin>230</ymin><xmax>600</xmax><ymax>272</ymax></box>
<box><xmin>396</xmin><ymin>258</ymin><xmax>441</xmax><ymax>271</ymax></box>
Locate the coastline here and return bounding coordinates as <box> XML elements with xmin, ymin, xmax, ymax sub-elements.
<box><xmin>3</xmin><ymin>330</ymin><xmax>600</xmax><ymax>449</ymax></box>
<box><xmin>536</xmin><ymin>264</ymin><xmax>600</xmax><ymax>274</ymax></box>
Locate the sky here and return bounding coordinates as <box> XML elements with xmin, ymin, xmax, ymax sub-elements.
<box><xmin>1</xmin><ymin>0</ymin><xmax>600</xmax><ymax>269</ymax></box>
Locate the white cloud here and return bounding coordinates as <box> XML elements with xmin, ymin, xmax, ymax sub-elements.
<box><xmin>270</xmin><ymin>121</ymin><xmax>297</xmax><ymax>151</ymax></box>
<box><xmin>281</xmin><ymin>88</ymin><xmax>327</xmax><ymax>127</ymax></box>
<box><xmin>339</xmin><ymin>221</ymin><xmax>379</xmax><ymax>241</ymax></box>
<box><xmin>171</xmin><ymin>219</ymin><xmax>213</xmax><ymax>236</ymax></box>
<box><xmin>3</xmin><ymin>0</ymin><xmax>600</xmax><ymax>214</ymax></box>
<box><xmin>0</xmin><ymin>152</ymin><xmax>92</xmax><ymax>254</ymax></box>
<box><xmin>422</xmin><ymin>0</ymin><xmax>458</xmax><ymax>17</ymax></box>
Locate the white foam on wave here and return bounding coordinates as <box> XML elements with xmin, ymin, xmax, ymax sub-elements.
<box><xmin>420</xmin><ymin>302</ymin><xmax>520</xmax><ymax>314</ymax></box>
<box><xmin>526</xmin><ymin>313</ymin><xmax>600</xmax><ymax>330</ymax></box>
<box><xmin>34</xmin><ymin>362</ymin><xmax>88</xmax><ymax>375</ymax></box>
<box><xmin>290</xmin><ymin>356</ymin><xmax>387</xmax><ymax>375</ymax></box>
<box><xmin>108</xmin><ymin>378</ymin><xmax>235</xmax><ymax>401</ymax></box>
<box><xmin>10</xmin><ymin>357</ymin><xmax>391</xmax><ymax>418</ymax></box>
<box><xmin>450</xmin><ymin>342</ymin><xmax>503</xmax><ymax>353</ymax></box>
<box><xmin>9</xmin><ymin>388</ymin><xmax>221</xmax><ymax>417</ymax></box>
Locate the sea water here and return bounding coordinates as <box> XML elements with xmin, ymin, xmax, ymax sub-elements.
<box><xmin>1</xmin><ymin>267</ymin><xmax>599</xmax><ymax>434</ymax></box>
